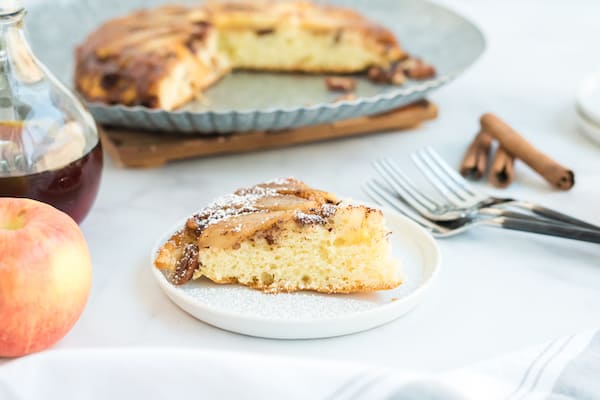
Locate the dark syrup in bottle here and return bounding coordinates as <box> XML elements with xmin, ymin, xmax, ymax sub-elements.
<box><xmin>0</xmin><ymin>137</ymin><xmax>103</xmax><ymax>224</ymax></box>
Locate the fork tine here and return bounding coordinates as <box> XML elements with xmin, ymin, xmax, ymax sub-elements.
<box><xmin>382</xmin><ymin>158</ymin><xmax>446</xmax><ymax>208</ymax></box>
<box><xmin>363</xmin><ymin>180</ymin><xmax>415</xmax><ymax>216</ymax></box>
<box><xmin>423</xmin><ymin>147</ymin><xmax>482</xmax><ymax>199</ymax></box>
<box><xmin>412</xmin><ymin>150</ymin><xmax>469</xmax><ymax>206</ymax></box>
<box><xmin>372</xmin><ymin>159</ymin><xmax>441</xmax><ymax>215</ymax></box>
<box><xmin>363</xmin><ymin>180</ymin><xmax>447</xmax><ymax>234</ymax></box>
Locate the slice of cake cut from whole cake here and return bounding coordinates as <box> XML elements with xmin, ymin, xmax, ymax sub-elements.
<box><xmin>154</xmin><ymin>178</ymin><xmax>401</xmax><ymax>293</ymax></box>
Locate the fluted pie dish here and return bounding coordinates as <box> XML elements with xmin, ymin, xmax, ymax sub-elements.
<box><xmin>75</xmin><ymin>1</ymin><xmax>407</xmax><ymax>111</ymax></box>
<box><xmin>27</xmin><ymin>0</ymin><xmax>485</xmax><ymax>133</ymax></box>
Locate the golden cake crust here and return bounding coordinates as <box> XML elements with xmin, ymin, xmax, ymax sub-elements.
<box><xmin>75</xmin><ymin>0</ymin><xmax>405</xmax><ymax>109</ymax></box>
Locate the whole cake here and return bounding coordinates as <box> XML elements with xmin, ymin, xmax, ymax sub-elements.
<box><xmin>154</xmin><ymin>178</ymin><xmax>401</xmax><ymax>293</ymax></box>
<box><xmin>75</xmin><ymin>0</ymin><xmax>410</xmax><ymax>110</ymax></box>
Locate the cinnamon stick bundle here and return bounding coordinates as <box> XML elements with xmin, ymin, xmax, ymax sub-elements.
<box><xmin>489</xmin><ymin>146</ymin><xmax>515</xmax><ymax>188</ymax></box>
<box><xmin>459</xmin><ymin>130</ymin><xmax>492</xmax><ymax>179</ymax></box>
<box><xmin>480</xmin><ymin>113</ymin><xmax>574</xmax><ymax>190</ymax></box>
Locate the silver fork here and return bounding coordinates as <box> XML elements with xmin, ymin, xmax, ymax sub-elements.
<box><xmin>374</xmin><ymin>147</ymin><xmax>600</xmax><ymax>231</ymax></box>
<box><xmin>373</xmin><ymin>157</ymin><xmax>473</xmax><ymax>221</ymax></box>
<box><xmin>372</xmin><ymin>157</ymin><xmax>548</xmax><ymax>223</ymax></box>
<box><xmin>364</xmin><ymin>180</ymin><xmax>600</xmax><ymax>243</ymax></box>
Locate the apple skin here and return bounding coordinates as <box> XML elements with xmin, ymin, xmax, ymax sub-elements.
<box><xmin>0</xmin><ymin>198</ymin><xmax>92</xmax><ymax>357</ymax></box>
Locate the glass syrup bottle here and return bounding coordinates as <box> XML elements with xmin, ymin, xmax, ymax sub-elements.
<box><xmin>0</xmin><ymin>2</ymin><xmax>103</xmax><ymax>223</ymax></box>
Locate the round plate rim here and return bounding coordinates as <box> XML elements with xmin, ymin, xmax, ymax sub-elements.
<box><xmin>575</xmin><ymin>105</ymin><xmax>600</xmax><ymax>146</ymax></box>
<box><xmin>150</xmin><ymin>204</ymin><xmax>441</xmax><ymax>337</ymax></box>
<box><xmin>576</xmin><ymin>71</ymin><xmax>600</xmax><ymax>126</ymax></box>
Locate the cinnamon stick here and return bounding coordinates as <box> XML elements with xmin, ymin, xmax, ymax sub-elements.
<box><xmin>459</xmin><ymin>130</ymin><xmax>492</xmax><ymax>179</ymax></box>
<box><xmin>480</xmin><ymin>113</ymin><xmax>574</xmax><ymax>190</ymax></box>
<box><xmin>489</xmin><ymin>146</ymin><xmax>515</xmax><ymax>188</ymax></box>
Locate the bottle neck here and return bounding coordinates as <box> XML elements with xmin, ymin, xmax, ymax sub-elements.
<box><xmin>0</xmin><ymin>7</ymin><xmax>42</xmax><ymax>122</ymax></box>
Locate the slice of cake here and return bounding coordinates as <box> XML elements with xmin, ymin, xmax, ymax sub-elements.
<box><xmin>154</xmin><ymin>178</ymin><xmax>401</xmax><ymax>293</ymax></box>
<box><xmin>75</xmin><ymin>1</ymin><xmax>408</xmax><ymax>110</ymax></box>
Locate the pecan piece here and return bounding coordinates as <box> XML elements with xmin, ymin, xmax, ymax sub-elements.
<box><xmin>325</xmin><ymin>76</ymin><xmax>357</xmax><ymax>92</ymax></box>
<box><xmin>367</xmin><ymin>66</ymin><xmax>389</xmax><ymax>83</ymax></box>
<box><xmin>171</xmin><ymin>243</ymin><xmax>199</xmax><ymax>285</ymax></box>
<box><xmin>368</xmin><ymin>58</ymin><xmax>435</xmax><ymax>84</ymax></box>
<box><xmin>367</xmin><ymin>64</ymin><xmax>406</xmax><ymax>85</ymax></box>
<box><xmin>403</xmin><ymin>58</ymin><xmax>436</xmax><ymax>79</ymax></box>
<box><xmin>390</xmin><ymin>66</ymin><xmax>406</xmax><ymax>85</ymax></box>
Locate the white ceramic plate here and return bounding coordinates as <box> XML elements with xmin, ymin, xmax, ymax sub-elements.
<box><xmin>151</xmin><ymin>205</ymin><xmax>440</xmax><ymax>339</ymax></box>
<box><xmin>576</xmin><ymin>72</ymin><xmax>600</xmax><ymax>146</ymax></box>
<box><xmin>575</xmin><ymin>106</ymin><xmax>600</xmax><ymax>146</ymax></box>
<box><xmin>576</xmin><ymin>71</ymin><xmax>600</xmax><ymax>125</ymax></box>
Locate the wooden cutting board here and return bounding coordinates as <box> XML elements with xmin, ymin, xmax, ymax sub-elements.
<box><xmin>100</xmin><ymin>100</ymin><xmax>437</xmax><ymax>168</ymax></box>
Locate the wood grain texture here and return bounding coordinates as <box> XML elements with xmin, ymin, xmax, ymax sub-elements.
<box><xmin>101</xmin><ymin>100</ymin><xmax>437</xmax><ymax>168</ymax></box>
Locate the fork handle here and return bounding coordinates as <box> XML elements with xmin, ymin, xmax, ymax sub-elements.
<box><xmin>479</xmin><ymin>207</ymin><xmax>564</xmax><ymax>223</ymax></box>
<box><xmin>508</xmin><ymin>201</ymin><xmax>600</xmax><ymax>232</ymax></box>
<box><xmin>490</xmin><ymin>217</ymin><xmax>600</xmax><ymax>243</ymax></box>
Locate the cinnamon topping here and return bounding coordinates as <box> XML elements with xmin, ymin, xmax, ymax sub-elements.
<box><xmin>294</xmin><ymin>211</ymin><xmax>327</xmax><ymax>226</ymax></box>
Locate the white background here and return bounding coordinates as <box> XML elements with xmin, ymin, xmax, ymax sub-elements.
<box><xmin>8</xmin><ymin>0</ymin><xmax>600</xmax><ymax>372</ymax></box>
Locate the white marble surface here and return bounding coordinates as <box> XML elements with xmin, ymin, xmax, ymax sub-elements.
<box><xmin>15</xmin><ymin>0</ymin><xmax>600</xmax><ymax>372</ymax></box>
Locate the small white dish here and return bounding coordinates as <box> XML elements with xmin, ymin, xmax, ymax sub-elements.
<box><xmin>575</xmin><ymin>106</ymin><xmax>600</xmax><ymax>145</ymax></box>
<box><xmin>151</xmin><ymin>205</ymin><xmax>441</xmax><ymax>339</ymax></box>
<box><xmin>576</xmin><ymin>71</ymin><xmax>600</xmax><ymax>126</ymax></box>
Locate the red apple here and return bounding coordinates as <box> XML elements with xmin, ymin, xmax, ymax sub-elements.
<box><xmin>0</xmin><ymin>198</ymin><xmax>92</xmax><ymax>357</ymax></box>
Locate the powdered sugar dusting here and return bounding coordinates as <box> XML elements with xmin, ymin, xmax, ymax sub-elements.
<box><xmin>188</xmin><ymin>185</ymin><xmax>277</xmax><ymax>229</ymax></box>
<box><xmin>183</xmin><ymin>283</ymin><xmax>380</xmax><ymax>320</ymax></box>
<box><xmin>186</xmin><ymin>177</ymin><xmax>337</xmax><ymax>231</ymax></box>
<box><xmin>294</xmin><ymin>211</ymin><xmax>326</xmax><ymax>225</ymax></box>
<box><xmin>320</xmin><ymin>203</ymin><xmax>337</xmax><ymax>217</ymax></box>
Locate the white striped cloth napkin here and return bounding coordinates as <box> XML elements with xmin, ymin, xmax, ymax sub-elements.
<box><xmin>0</xmin><ymin>329</ymin><xmax>598</xmax><ymax>399</ymax></box>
